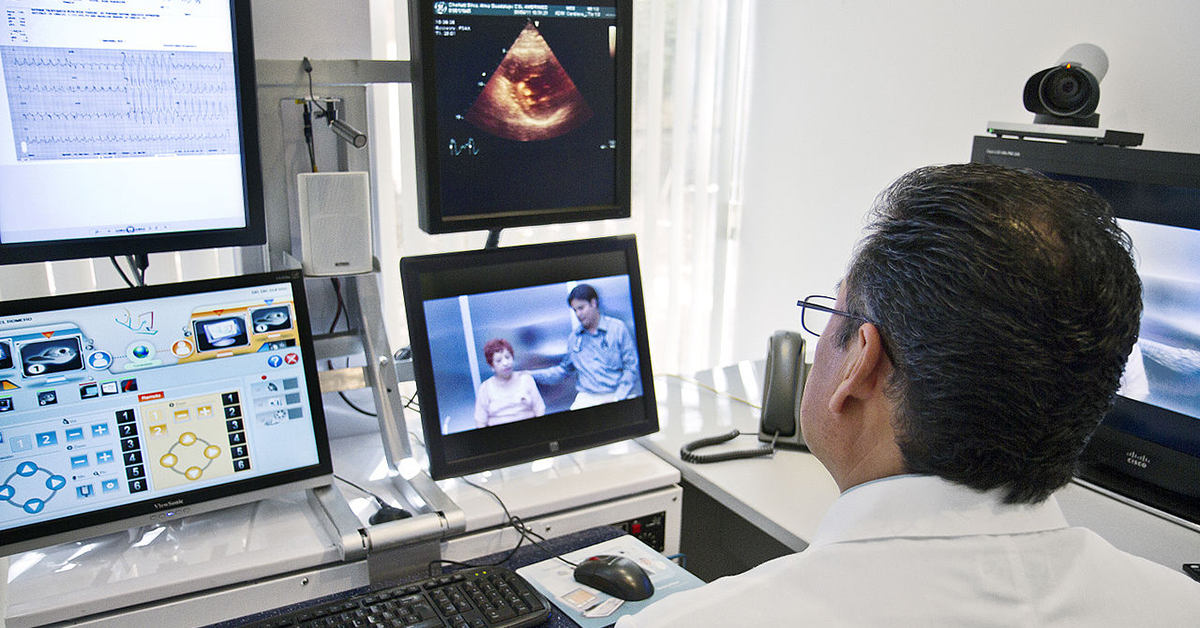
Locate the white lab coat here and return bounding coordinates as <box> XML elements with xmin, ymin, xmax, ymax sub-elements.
<box><xmin>617</xmin><ymin>475</ymin><xmax>1200</xmax><ymax>627</ymax></box>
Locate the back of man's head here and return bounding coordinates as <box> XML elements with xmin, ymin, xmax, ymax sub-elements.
<box><xmin>840</xmin><ymin>163</ymin><xmax>1142</xmax><ymax>504</ymax></box>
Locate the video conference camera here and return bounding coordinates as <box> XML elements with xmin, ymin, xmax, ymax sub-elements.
<box><xmin>1023</xmin><ymin>43</ymin><xmax>1108</xmax><ymax>127</ymax></box>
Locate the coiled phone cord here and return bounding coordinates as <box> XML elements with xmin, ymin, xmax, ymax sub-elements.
<box><xmin>679</xmin><ymin>429</ymin><xmax>778</xmax><ymax>464</ymax></box>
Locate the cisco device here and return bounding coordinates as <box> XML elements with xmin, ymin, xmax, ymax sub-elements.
<box><xmin>972</xmin><ymin>136</ymin><xmax>1200</xmax><ymax>524</ymax></box>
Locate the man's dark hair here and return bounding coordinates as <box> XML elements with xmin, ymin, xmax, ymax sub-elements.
<box><xmin>568</xmin><ymin>284</ymin><xmax>598</xmax><ymax>304</ymax></box>
<box><xmin>839</xmin><ymin>163</ymin><xmax>1142</xmax><ymax>504</ymax></box>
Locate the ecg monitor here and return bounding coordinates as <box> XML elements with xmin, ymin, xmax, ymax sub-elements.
<box><xmin>0</xmin><ymin>0</ymin><xmax>265</xmax><ymax>264</ymax></box>
<box><xmin>407</xmin><ymin>0</ymin><xmax>632</xmax><ymax>235</ymax></box>
<box><xmin>401</xmin><ymin>235</ymin><xmax>658</xmax><ymax>479</ymax></box>
<box><xmin>0</xmin><ymin>270</ymin><xmax>332</xmax><ymax>556</ymax></box>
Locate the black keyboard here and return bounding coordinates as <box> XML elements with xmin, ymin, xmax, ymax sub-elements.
<box><xmin>238</xmin><ymin>565</ymin><xmax>551</xmax><ymax>628</ymax></box>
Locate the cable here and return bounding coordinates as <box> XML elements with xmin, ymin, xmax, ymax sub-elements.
<box><xmin>302</xmin><ymin>99</ymin><xmax>318</xmax><ymax>173</ymax></box>
<box><xmin>323</xmin><ymin>277</ymin><xmax>379</xmax><ymax>417</ymax></box>
<box><xmin>130</xmin><ymin>254</ymin><xmax>148</xmax><ymax>286</ymax></box>
<box><xmin>338</xmin><ymin>391</ymin><xmax>377</xmax><ymax>417</ymax></box>
<box><xmin>463</xmin><ymin>478</ymin><xmax>577</xmax><ymax>567</ymax></box>
<box><xmin>335</xmin><ymin>473</ymin><xmax>390</xmax><ymax>508</ymax></box>
<box><xmin>335</xmin><ymin>474</ymin><xmax>411</xmax><ymax>524</ymax></box>
<box><xmin>108</xmin><ymin>254</ymin><xmax>149</xmax><ymax>287</ymax></box>
<box><xmin>302</xmin><ymin>57</ymin><xmax>331</xmax><ymax>118</ymax></box>
<box><xmin>426</xmin><ymin>477</ymin><xmax>577</xmax><ymax>576</ymax></box>
<box><xmin>109</xmin><ymin>256</ymin><xmax>136</xmax><ymax>288</ymax></box>
<box><xmin>679</xmin><ymin>429</ymin><xmax>777</xmax><ymax>464</ymax></box>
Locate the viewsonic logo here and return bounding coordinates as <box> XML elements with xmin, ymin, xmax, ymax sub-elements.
<box><xmin>155</xmin><ymin>499</ymin><xmax>185</xmax><ymax>510</ymax></box>
<box><xmin>1124</xmin><ymin>451</ymin><xmax>1150</xmax><ymax>469</ymax></box>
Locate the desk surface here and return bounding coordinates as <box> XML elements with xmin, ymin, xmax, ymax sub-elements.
<box><xmin>638</xmin><ymin>363</ymin><xmax>839</xmax><ymax>551</ymax></box>
<box><xmin>6</xmin><ymin>430</ymin><xmax>678</xmax><ymax>628</ymax></box>
<box><xmin>642</xmin><ymin>361</ymin><xmax>1200</xmax><ymax>570</ymax></box>
<box><xmin>330</xmin><ymin>433</ymin><xmax>680</xmax><ymax>536</ymax></box>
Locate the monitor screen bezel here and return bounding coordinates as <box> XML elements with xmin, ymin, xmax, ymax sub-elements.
<box><xmin>0</xmin><ymin>0</ymin><xmax>267</xmax><ymax>265</ymax></box>
<box><xmin>971</xmin><ymin>135</ymin><xmax>1200</xmax><ymax>524</ymax></box>
<box><xmin>400</xmin><ymin>235</ymin><xmax>658</xmax><ymax>479</ymax></box>
<box><xmin>0</xmin><ymin>270</ymin><xmax>333</xmax><ymax>556</ymax></box>
<box><xmin>406</xmin><ymin>0</ymin><xmax>633</xmax><ymax>235</ymax></box>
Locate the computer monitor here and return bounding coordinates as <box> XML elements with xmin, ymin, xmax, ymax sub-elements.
<box><xmin>0</xmin><ymin>0</ymin><xmax>266</xmax><ymax>264</ymax></box>
<box><xmin>0</xmin><ymin>269</ymin><xmax>332</xmax><ymax>556</ymax></box>
<box><xmin>972</xmin><ymin>136</ymin><xmax>1200</xmax><ymax>524</ymax></box>
<box><xmin>400</xmin><ymin>235</ymin><xmax>658</xmax><ymax>479</ymax></box>
<box><xmin>407</xmin><ymin>1</ymin><xmax>632</xmax><ymax>235</ymax></box>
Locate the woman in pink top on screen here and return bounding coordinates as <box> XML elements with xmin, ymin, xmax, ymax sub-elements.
<box><xmin>474</xmin><ymin>338</ymin><xmax>546</xmax><ymax>428</ymax></box>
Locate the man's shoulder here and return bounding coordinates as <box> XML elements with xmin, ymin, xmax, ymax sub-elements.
<box><xmin>601</xmin><ymin>314</ymin><xmax>631</xmax><ymax>333</ymax></box>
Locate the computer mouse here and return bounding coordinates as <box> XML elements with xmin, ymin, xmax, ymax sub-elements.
<box><xmin>368</xmin><ymin>504</ymin><xmax>412</xmax><ymax>524</ymax></box>
<box><xmin>572</xmin><ymin>554</ymin><xmax>654</xmax><ymax>602</ymax></box>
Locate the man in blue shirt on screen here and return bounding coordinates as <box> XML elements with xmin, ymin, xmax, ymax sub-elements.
<box><xmin>533</xmin><ymin>283</ymin><xmax>638</xmax><ymax>410</ymax></box>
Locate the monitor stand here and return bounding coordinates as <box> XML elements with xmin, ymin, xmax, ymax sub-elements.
<box><xmin>306</xmin><ymin>269</ymin><xmax>466</xmax><ymax>578</ymax></box>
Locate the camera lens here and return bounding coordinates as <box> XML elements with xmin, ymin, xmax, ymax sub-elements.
<box><xmin>1038</xmin><ymin>67</ymin><xmax>1095</xmax><ymax>116</ymax></box>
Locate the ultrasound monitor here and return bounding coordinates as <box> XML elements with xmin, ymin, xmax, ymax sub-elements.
<box><xmin>972</xmin><ymin>136</ymin><xmax>1200</xmax><ymax>524</ymax></box>
<box><xmin>0</xmin><ymin>0</ymin><xmax>265</xmax><ymax>264</ymax></box>
<box><xmin>407</xmin><ymin>1</ymin><xmax>632</xmax><ymax>235</ymax></box>
<box><xmin>0</xmin><ymin>270</ymin><xmax>332</xmax><ymax>556</ymax></box>
<box><xmin>400</xmin><ymin>236</ymin><xmax>658</xmax><ymax>479</ymax></box>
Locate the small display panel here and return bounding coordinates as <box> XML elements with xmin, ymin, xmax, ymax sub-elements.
<box><xmin>407</xmin><ymin>0</ymin><xmax>632</xmax><ymax>234</ymax></box>
<box><xmin>0</xmin><ymin>270</ymin><xmax>331</xmax><ymax>555</ymax></box>
<box><xmin>401</xmin><ymin>236</ymin><xmax>658</xmax><ymax>479</ymax></box>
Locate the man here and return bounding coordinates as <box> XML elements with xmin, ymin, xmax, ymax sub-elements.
<box><xmin>617</xmin><ymin>164</ymin><xmax>1200</xmax><ymax>626</ymax></box>
<box><xmin>532</xmin><ymin>284</ymin><xmax>638</xmax><ymax>409</ymax></box>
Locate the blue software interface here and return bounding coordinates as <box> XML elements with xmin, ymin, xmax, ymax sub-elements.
<box><xmin>0</xmin><ymin>279</ymin><xmax>323</xmax><ymax>529</ymax></box>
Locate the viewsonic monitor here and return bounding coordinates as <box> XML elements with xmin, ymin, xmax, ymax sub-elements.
<box><xmin>400</xmin><ymin>235</ymin><xmax>658</xmax><ymax>479</ymax></box>
<box><xmin>972</xmin><ymin>136</ymin><xmax>1200</xmax><ymax>524</ymax></box>
<box><xmin>0</xmin><ymin>0</ymin><xmax>266</xmax><ymax>264</ymax></box>
<box><xmin>0</xmin><ymin>269</ymin><xmax>332</xmax><ymax>556</ymax></box>
<box><xmin>407</xmin><ymin>1</ymin><xmax>632</xmax><ymax>235</ymax></box>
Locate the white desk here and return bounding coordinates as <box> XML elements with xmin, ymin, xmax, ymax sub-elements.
<box><xmin>6</xmin><ymin>489</ymin><xmax>359</xmax><ymax>628</ymax></box>
<box><xmin>640</xmin><ymin>361</ymin><xmax>1200</xmax><ymax>577</ymax></box>
<box><xmin>330</xmin><ymin>432</ymin><xmax>682</xmax><ymax>566</ymax></box>
<box><xmin>640</xmin><ymin>363</ymin><xmax>837</xmax><ymax>553</ymax></box>
<box><xmin>5</xmin><ymin>430</ymin><xmax>681</xmax><ymax>628</ymax></box>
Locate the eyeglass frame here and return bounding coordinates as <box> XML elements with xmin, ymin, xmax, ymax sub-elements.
<box><xmin>797</xmin><ymin>294</ymin><xmax>895</xmax><ymax>361</ymax></box>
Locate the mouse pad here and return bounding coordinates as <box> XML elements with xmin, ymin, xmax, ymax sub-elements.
<box><xmin>517</xmin><ymin>534</ymin><xmax>705</xmax><ymax>628</ymax></box>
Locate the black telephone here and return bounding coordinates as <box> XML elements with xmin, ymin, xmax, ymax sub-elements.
<box><xmin>757</xmin><ymin>329</ymin><xmax>808</xmax><ymax>448</ymax></box>
<box><xmin>679</xmin><ymin>330</ymin><xmax>808</xmax><ymax>463</ymax></box>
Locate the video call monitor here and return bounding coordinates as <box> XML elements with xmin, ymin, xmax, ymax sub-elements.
<box><xmin>407</xmin><ymin>1</ymin><xmax>632</xmax><ymax>235</ymax></box>
<box><xmin>400</xmin><ymin>235</ymin><xmax>658</xmax><ymax>479</ymax></box>
<box><xmin>972</xmin><ymin>136</ymin><xmax>1200</xmax><ymax>524</ymax></box>
<box><xmin>0</xmin><ymin>0</ymin><xmax>266</xmax><ymax>264</ymax></box>
<box><xmin>0</xmin><ymin>270</ymin><xmax>332</xmax><ymax>556</ymax></box>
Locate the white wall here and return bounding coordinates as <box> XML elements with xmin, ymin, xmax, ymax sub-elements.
<box><xmin>730</xmin><ymin>0</ymin><xmax>1200</xmax><ymax>362</ymax></box>
<box><xmin>251</xmin><ymin>0</ymin><xmax>371</xmax><ymax>59</ymax></box>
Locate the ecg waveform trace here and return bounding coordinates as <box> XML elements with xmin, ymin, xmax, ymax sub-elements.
<box><xmin>2</xmin><ymin>46</ymin><xmax>240</xmax><ymax>161</ymax></box>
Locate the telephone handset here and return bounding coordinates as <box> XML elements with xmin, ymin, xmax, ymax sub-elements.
<box><xmin>757</xmin><ymin>330</ymin><xmax>807</xmax><ymax>448</ymax></box>
<box><xmin>679</xmin><ymin>330</ymin><xmax>808</xmax><ymax>464</ymax></box>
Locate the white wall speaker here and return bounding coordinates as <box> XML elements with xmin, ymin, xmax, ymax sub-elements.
<box><xmin>296</xmin><ymin>171</ymin><xmax>373</xmax><ymax>276</ymax></box>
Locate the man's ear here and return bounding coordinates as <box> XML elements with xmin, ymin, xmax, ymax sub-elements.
<box><xmin>828</xmin><ymin>322</ymin><xmax>890</xmax><ymax>414</ymax></box>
